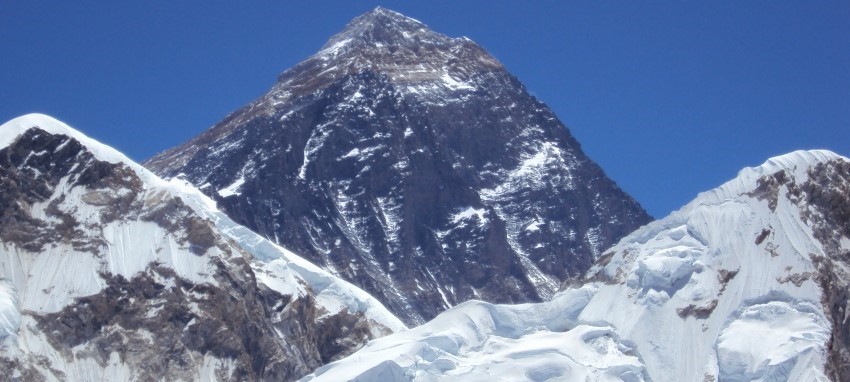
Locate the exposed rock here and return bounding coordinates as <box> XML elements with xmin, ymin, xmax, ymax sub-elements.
<box><xmin>747</xmin><ymin>159</ymin><xmax>850</xmax><ymax>380</ymax></box>
<box><xmin>795</xmin><ymin>160</ymin><xmax>850</xmax><ymax>381</ymax></box>
<box><xmin>0</xmin><ymin>117</ymin><xmax>402</xmax><ymax>381</ymax></box>
<box><xmin>677</xmin><ymin>299</ymin><xmax>718</xmax><ymax>319</ymax></box>
<box><xmin>746</xmin><ymin>170</ymin><xmax>789</xmax><ymax>211</ymax></box>
<box><xmin>754</xmin><ymin>228</ymin><xmax>770</xmax><ymax>245</ymax></box>
<box><xmin>145</xmin><ymin>7</ymin><xmax>651</xmax><ymax>325</ymax></box>
<box><xmin>716</xmin><ymin>268</ymin><xmax>739</xmax><ymax>294</ymax></box>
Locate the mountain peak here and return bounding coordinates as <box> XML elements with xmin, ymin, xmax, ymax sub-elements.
<box><xmin>147</xmin><ymin>7</ymin><xmax>653</xmax><ymax>326</ymax></box>
<box><xmin>0</xmin><ymin>115</ymin><xmax>405</xmax><ymax>380</ymax></box>
<box><xmin>316</xmin><ymin>7</ymin><xmax>452</xmax><ymax>57</ymax></box>
<box><xmin>1</xmin><ymin>113</ymin><xmax>128</xmax><ymax>166</ymax></box>
<box><xmin>273</xmin><ymin>8</ymin><xmax>503</xmax><ymax>97</ymax></box>
<box><xmin>361</xmin><ymin>6</ymin><xmax>422</xmax><ymax>24</ymax></box>
<box><xmin>340</xmin><ymin>7</ymin><xmax>429</xmax><ymax>40</ymax></box>
<box><xmin>752</xmin><ymin>149</ymin><xmax>844</xmax><ymax>175</ymax></box>
<box><xmin>729</xmin><ymin>149</ymin><xmax>846</xmax><ymax>192</ymax></box>
<box><xmin>1</xmin><ymin>113</ymin><xmax>78</xmax><ymax>148</ymax></box>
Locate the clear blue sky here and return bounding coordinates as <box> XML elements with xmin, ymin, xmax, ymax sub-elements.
<box><xmin>2</xmin><ymin>1</ymin><xmax>848</xmax><ymax>218</ymax></box>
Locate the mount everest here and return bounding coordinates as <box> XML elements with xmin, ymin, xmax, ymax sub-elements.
<box><xmin>145</xmin><ymin>7</ymin><xmax>650</xmax><ymax>326</ymax></box>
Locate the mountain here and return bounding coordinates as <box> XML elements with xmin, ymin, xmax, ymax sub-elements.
<box><xmin>145</xmin><ymin>7</ymin><xmax>651</xmax><ymax>325</ymax></box>
<box><xmin>0</xmin><ymin>114</ymin><xmax>404</xmax><ymax>381</ymax></box>
<box><xmin>303</xmin><ymin>150</ymin><xmax>850</xmax><ymax>382</ymax></box>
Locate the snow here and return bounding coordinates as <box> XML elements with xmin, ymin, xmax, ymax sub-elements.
<box><xmin>256</xmin><ymin>255</ymin><xmax>405</xmax><ymax>332</ymax></box>
<box><xmin>167</xmin><ymin>179</ymin><xmax>407</xmax><ymax>332</ymax></box>
<box><xmin>585</xmin><ymin>226</ymin><xmax>603</xmax><ymax>257</ymax></box>
<box><xmin>0</xmin><ymin>189</ymin><xmax>219</xmax><ymax>316</ymax></box>
<box><xmin>100</xmin><ymin>220</ymin><xmax>213</xmax><ymax>284</ymax></box>
<box><xmin>341</xmin><ymin>147</ymin><xmax>360</xmax><ymax>159</ymax></box>
<box><xmin>439</xmin><ymin>72</ymin><xmax>474</xmax><ymax>91</ymax></box>
<box><xmin>269</xmin><ymin>4</ymin><xmax>497</xmax><ymax>109</ymax></box>
<box><xmin>575</xmin><ymin>150</ymin><xmax>844</xmax><ymax>381</ymax></box>
<box><xmin>0</xmin><ymin>114</ymin><xmax>408</xmax><ymax>378</ymax></box>
<box><xmin>0</xmin><ymin>280</ymin><xmax>19</xmax><ymax>348</ymax></box>
<box><xmin>629</xmin><ymin>244</ymin><xmax>703</xmax><ymax>295</ymax></box>
<box><xmin>515</xmin><ymin>142</ymin><xmax>571</xmax><ymax>187</ymax></box>
<box><xmin>450</xmin><ymin>207</ymin><xmax>488</xmax><ymax>227</ymax></box>
<box><xmin>304</xmin><ymin>286</ymin><xmax>647</xmax><ymax>381</ymax></box>
<box><xmin>319</xmin><ymin>38</ymin><xmax>352</xmax><ymax>57</ymax></box>
<box><xmin>475</xmin><ymin>140</ymin><xmax>579</xmax><ymax>298</ymax></box>
<box><xmin>339</xmin><ymin>145</ymin><xmax>384</xmax><ymax>161</ymax></box>
<box><xmin>10</xmin><ymin>313</ymin><xmax>239</xmax><ymax>382</ymax></box>
<box><xmin>375</xmin><ymin>195</ymin><xmax>403</xmax><ymax>249</ymax></box>
<box><xmin>217</xmin><ymin>175</ymin><xmax>245</xmax><ymax>197</ymax></box>
<box><xmin>1</xmin><ymin>114</ymin><xmax>126</xmax><ymax>164</ymax></box>
<box><xmin>425</xmin><ymin>268</ymin><xmax>452</xmax><ymax>309</ymax></box>
<box><xmin>305</xmin><ymin>149</ymin><xmax>847</xmax><ymax>381</ymax></box>
<box><xmin>0</xmin><ymin>114</ymin><xmax>166</xmax><ymax>188</ymax></box>
<box><xmin>524</xmin><ymin>220</ymin><xmax>543</xmax><ymax>232</ymax></box>
<box><xmin>717</xmin><ymin>301</ymin><xmax>829</xmax><ymax>382</ymax></box>
<box><xmin>298</xmin><ymin>122</ymin><xmax>335</xmax><ymax>180</ymax></box>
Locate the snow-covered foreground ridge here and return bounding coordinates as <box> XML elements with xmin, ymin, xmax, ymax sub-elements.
<box><xmin>305</xmin><ymin>149</ymin><xmax>850</xmax><ymax>382</ymax></box>
<box><xmin>0</xmin><ymin>114</ymin><xmax>403</xmax><ymax>381</ymax></box>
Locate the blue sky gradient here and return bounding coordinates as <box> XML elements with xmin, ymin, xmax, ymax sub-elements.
<box><xmin>1</xmin><ymin>1</ymin><xmax>848</xmax><ymax>217</ymax></box>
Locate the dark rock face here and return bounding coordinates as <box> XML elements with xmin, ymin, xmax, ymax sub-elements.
<box><xmin>747</xmin><ymin>159</ymin><xmax>850</xmax><ymax>381</ymax></box>
<box><xmin>32</xmin><ymin>263</ymin><xmax>326</xmax><ymax>381</ymax></box>
<box><xmin>796</xmin><ymin>161</ymin><xmax>850</xmax><ymax>381</ymax></box>
<box><xmin>0</xmin><ymin>128</ymin><xmax>135</xmax><ymax>253</ymax></box>
<box><xmin>146</xmin><ymin>8</ymin><xmax>651</xmax><ymax>324</ymax></box>
<box><xmin>0</xmin><ymin>127</ymin><xmax>392</xmax><ymax>381</ymax></box>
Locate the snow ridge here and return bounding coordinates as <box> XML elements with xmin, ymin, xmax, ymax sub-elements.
<box><xmin>1</xmin><ymin>114</ymin><xmax>164</xmax><ymax>186</ymax></box>
<box><xmin>699</xmin><ymin>149</ymin><xmax>846</xmax><ymax>204</ymax></box>
<box><xmin>304</xmin><ymin>285</ymin><xmax>647</xmax><ymax>381</ymax></box>
<box><xmin>0</xmin><ymin>114</ymin><xmax>405</xmax><ymax>380</ymax></box>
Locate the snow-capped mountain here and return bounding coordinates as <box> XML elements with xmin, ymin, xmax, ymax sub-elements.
<box><xmin>145</xmin><ymin>7</ymin><xmax>651</xmax><ymax>325</ymax></box>
<box><xmin>303</xmin><ymin>150</ymin><xmax>850</xmax><ymax>381</ymax></box>
<box><xmin>0</xmin><ymin>114</ymin><xmax>404</xmax><ymax>381</ymax></box>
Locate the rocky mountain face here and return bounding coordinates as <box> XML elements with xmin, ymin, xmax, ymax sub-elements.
<box><xmin>303</xmin><ymin>150</ymin><xmax>850</xmax><ymax>381</ymax></box>
<box><xmin>0</xmin><ymin>114</ymin><xmax>404</xmax><ymax>381</ymax></box>
<box><xmin>145</xmin><ymin>7</ymin><xmax>651</xmax><ymax>325</ymax></box>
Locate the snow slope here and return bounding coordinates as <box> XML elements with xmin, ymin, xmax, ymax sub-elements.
<box><xmin>304</xmin><ymin>285</ymin><xmax>647</xmax><ymax>381</ymax></box>
<box><xmin>303</xmin><ymin>150</ymin><xmax>850</xmax><ymax>381</ymax></box>
<box><xmin>576</xmin><ymin>150</ymin><xmax>844</xmax><ymax>382</ymax></box>
<box><xmin>0</xmin><ymin>114</ymin><xmax>403</xmax><ymax>380</ymax></box>
<box><xmin>164</xmin><ymin>176</ymin><xmax>404</xmax><ymax>331</ymax></box>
